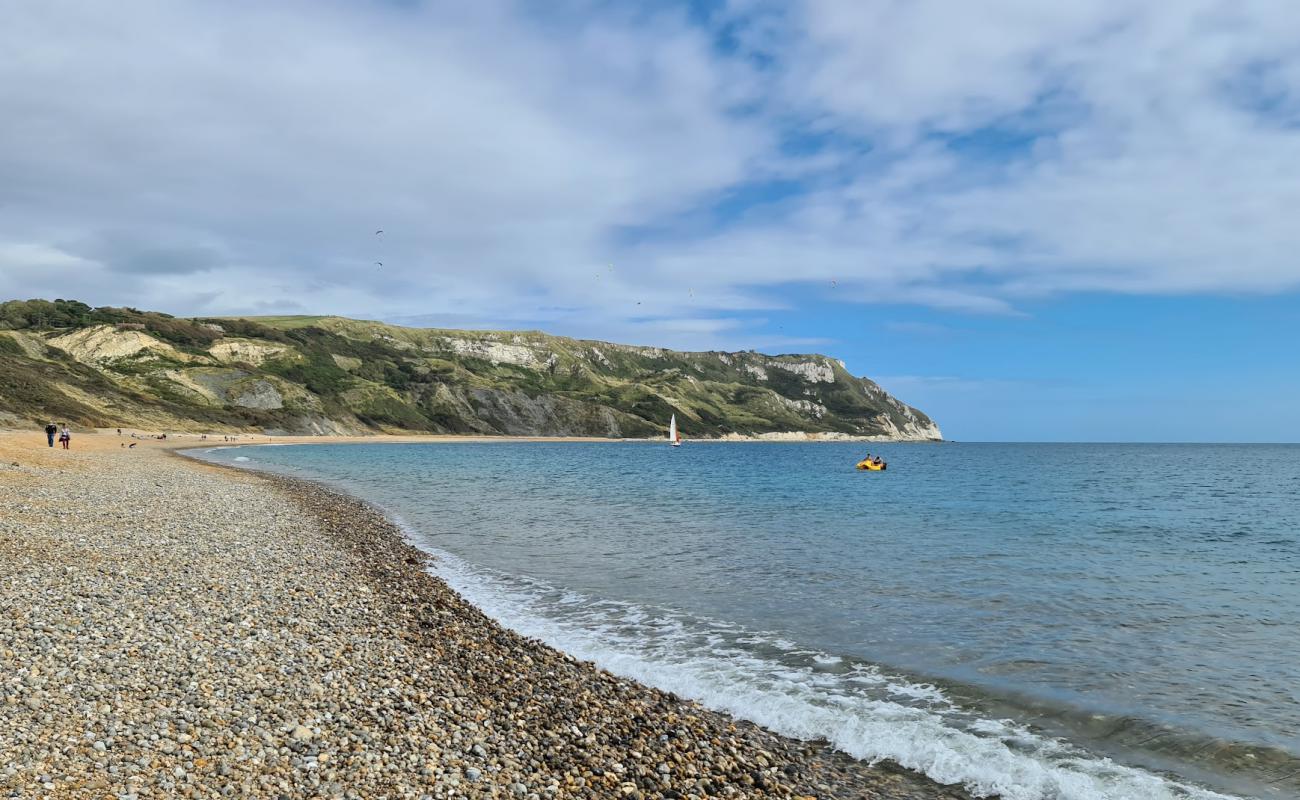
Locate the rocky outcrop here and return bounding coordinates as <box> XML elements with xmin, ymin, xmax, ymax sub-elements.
<box><xmin>434</xmin><ymin>337</ymin><xmax>558</xmax><ymax>371</ymax></box>
<box><xmin>49</xmin><ymin>325</ymin><xmax>190</xmax><ymax>365</ymax></box>
<box><xmin>209</xmin><ymin>338</ymin><xmax>292</xmax><ymax>366</ymax></box>
<box><xmin>231</xmin><ymin>380</ymin><xmax>284</xmax><ymax>410</ymax></box>
<box><xmin>773</xmin><ymin>396</ymin><xmax>829</xmax><ymax>419</ymax></box>
<box><xmin>771</xmin><ymin>358</ymin><xmax>836</xmax><ymax>383</ymax></box>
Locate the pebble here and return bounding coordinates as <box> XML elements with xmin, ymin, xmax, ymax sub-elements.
<box><xmin>0</xmin><ymin>441</ymin><xmax>965</xmax><ymax>800</ymax></box>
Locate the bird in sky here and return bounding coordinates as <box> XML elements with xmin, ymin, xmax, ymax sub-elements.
<box><xmin>375</xmin><ymin>229</ymin><xmax>384</xmax><ymax>235</ymax></box>
<box><xmin>375</xmin><ymin>261</ymin><xmax>383</xmax><ymax>269</ymax></box>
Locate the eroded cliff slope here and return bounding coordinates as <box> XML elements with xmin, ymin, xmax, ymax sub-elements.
<box><xmin>0</xmin><ymin>300</ymin><xmax>940</xmax><ymax>440</ymax></box>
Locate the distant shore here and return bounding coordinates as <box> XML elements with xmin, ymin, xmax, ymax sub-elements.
<box><xmin>0</xmin><ymin>430</ymin><xmax>966</xmax><ymax>799</ymax></box>
<box><xmin>78</xmin><ymin>427</ymin><xmax>945</xmax><ymax>448</ymax></box>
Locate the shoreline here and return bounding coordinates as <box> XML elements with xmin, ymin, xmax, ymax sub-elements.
<box><xmin>202</xmin><ymin>435</ymin><xmax>1286</xmax><ymax>800</ymax></box>
<box><xmin>240</xmin><ymin>464</ymin><xmax>972</xmax><ymax>800</ymax></box>
<box><xmin>1</xmin><ymin>432</ymin><xmax>967</xmax><ymax>799</ymax></box>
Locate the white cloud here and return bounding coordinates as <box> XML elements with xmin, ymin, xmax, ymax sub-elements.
<box><xmin>2</xmin><ymin>0</ymin><xmax>1300</xmax><ymax>347</ymax></box>
<box><xmin>707</xmin><ymin>0</ymin><xmax>1300</xmax><ymax>305</ymax></box>
<box><xmin>0</xmin><ymin>1</ymin><xmax>768</xmax><ymax>319</ymax></box>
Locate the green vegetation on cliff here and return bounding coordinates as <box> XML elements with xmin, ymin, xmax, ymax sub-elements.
<box><xmin>0</xmin><ymin>299</ymin><xmax>940</xmax><ymax>439</ymax></box>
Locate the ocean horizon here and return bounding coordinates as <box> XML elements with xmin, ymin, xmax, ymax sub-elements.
<box><xmin>197</xmin><ymin>440</ymin><xmax>1300</xmax><ymax>800</ymax></box>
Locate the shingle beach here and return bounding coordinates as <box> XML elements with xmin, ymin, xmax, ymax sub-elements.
<box><xmin>0</xmin><ymin>433</ymin><xmax>969</xmax><ymax>799</ymax></box>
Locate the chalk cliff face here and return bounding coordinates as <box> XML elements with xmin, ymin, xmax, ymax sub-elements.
<box><xmin>0</xmin><ymin>300</ymin><xmax>941</xmax><ymax>440</ymax></box>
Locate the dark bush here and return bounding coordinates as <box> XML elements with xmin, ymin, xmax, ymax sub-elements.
<box><xmin>0</xmin><ymin>299</ymin><xmax>95</xmax><ymax>330</ymax></box>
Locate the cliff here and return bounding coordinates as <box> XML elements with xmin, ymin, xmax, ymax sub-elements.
<box><xmin>0</xmin><ymin>299</ymin><xmax>941</xmax><ymax>440</ymax></box>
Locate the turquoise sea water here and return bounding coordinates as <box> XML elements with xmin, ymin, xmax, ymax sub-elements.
<box><xmin>197</xmin><ymin>442</ymin><xmax>1300</xmax><ymax>800</ymax></box>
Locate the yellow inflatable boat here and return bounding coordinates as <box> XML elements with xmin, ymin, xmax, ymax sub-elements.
<box><xmin>856</xmin><ymin>459</ymin><xmax>886</xmax><ymax>471</ymax></box>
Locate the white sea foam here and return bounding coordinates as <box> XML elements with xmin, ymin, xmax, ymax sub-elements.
<box><xmin>416</xmin><ymin>543</ymin><xmax>1240</xmax><ymax>800</ymax></box>
<box><xmin>886</xmin><ymin>681</ymin><xmax>948</xmax><ymax>704</ymax></box>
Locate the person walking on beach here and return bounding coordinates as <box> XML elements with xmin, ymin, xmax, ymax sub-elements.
<box><xmin>59</xmin><ymin>424</ymin><xmax>71</xmax><ymax>450</ymax></box>
<box><xmin>44</xmin><ymin>421</ymin><xmax>57</xmax><ymax>447</ymax></box>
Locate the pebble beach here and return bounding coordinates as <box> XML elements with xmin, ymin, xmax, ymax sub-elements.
<box><xmin>0</xmin><ymin>432</ymin><xmax>968</xmax><ymax>800</ymax></box>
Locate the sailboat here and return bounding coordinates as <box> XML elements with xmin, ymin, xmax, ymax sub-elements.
<box><xmin>669</xmin><ymin>414</ymin><xmax>682</xmax><ymax>447</ymax></box>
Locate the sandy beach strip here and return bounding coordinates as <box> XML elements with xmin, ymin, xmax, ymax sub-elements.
<box><xmin>0</xmin><ymin>432</ymin><xmax>969</xmax><ymax>799</ymax></box>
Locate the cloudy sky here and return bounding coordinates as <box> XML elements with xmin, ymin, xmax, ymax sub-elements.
<box><xmin>4</xmin><ymin>0</ymin><xmax>1300</xmax><ymax>440</ymax></box>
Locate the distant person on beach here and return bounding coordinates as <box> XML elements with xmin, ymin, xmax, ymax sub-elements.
<box><xmin>44</xmin><ymin>422</ymin><xmax>57</xmax><ymax>447</ymax></box>
<box><xmin>59</xmin><ymin>425</ymin><xmax>71</xmax><ymax>450</ymax></box>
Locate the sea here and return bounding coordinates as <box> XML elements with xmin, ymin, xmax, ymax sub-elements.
<box><xmin>194</xmin><ymin>441</ymin><xmax>1300</xmax><ymax>800</ymax></box>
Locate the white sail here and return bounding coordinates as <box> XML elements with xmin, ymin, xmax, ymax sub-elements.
<box><xmin>669</xmin><ymin>414</ymin><xmax>677</xmax><ymax>444</ymax></box>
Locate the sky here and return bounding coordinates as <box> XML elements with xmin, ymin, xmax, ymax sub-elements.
<box><xmin>3</xmin><ymin>0</ymin><xmax>1299</xmax><ymax>441</ymax></box>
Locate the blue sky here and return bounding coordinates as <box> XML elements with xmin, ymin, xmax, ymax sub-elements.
<box><xmin>815</xmin><ymin>293</ymin><xmax>1300</xmax><ymax>442</ymax></box>
<box><xmin>3</xmin><ymin>1</ymin><xmax>1300</xmax><ymax>441</ymax></box>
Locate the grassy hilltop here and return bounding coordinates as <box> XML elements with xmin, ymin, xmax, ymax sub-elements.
<box><xmin>0</xmin><ymin>299</ymin><xmax>940</xmax><ymax>439</ymax></box>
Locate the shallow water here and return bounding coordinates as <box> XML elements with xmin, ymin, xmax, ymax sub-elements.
<box><xmin>197</xmin><ymin>442</ymin><xmax>1300</xmax><ymax>799</ymax></box>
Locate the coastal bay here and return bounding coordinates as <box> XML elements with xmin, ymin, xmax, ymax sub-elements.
<box><xmin>0</xmin><ymin>432</ymin><xmax>963</xmax><ymax>799</ymax></box>
<box><xmin>195</xmin><ymin>439</ymin><xmax>1295</xmax><ymax>800</ymax></box>
<box><xmin>8</xmin><ymin>0</ymin><xmax>1299</xmax><ymax>796</ymax></box>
